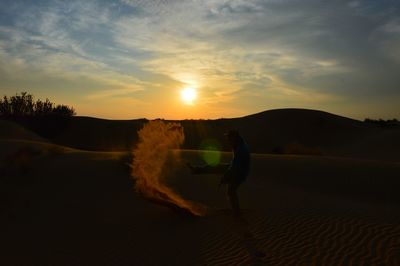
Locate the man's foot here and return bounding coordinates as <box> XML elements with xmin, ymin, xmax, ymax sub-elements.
<box><xmin>233</xmin><ymin>212</ymin><xmax>248</xmax><ymax>225</ymax></box>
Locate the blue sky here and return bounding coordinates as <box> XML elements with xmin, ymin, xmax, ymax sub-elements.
<box><xmin>0</xmin><ymin>0</ymin><xmax>399</xmax><ymax>119</ymax></box>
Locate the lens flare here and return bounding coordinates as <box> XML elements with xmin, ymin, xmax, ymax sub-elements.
<box><xmin>199</xmin><ymin>139</ymin><xmax>222</xmax><ymax>166</ymax></box>
<box><xmin>131</xmin><ymin>120</ymin><xmax>204</xmax><ymax>216</ymax></box>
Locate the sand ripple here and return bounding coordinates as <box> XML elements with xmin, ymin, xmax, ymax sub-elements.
<box><xmin>199</xmin><ymin>211</ymin><xmax>400</xmax><ymax>266</ymax></box>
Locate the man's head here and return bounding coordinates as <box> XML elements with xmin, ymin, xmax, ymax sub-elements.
<box><xmin>224</xmin><ymin>129</ymin><xmax>241</xmax><ymax>147</ymax></box>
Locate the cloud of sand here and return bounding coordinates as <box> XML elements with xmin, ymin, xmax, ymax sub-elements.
<box><xmin>131</xmin><ymin>120</ymin><xmax>203</xmax><ymax>216</ymax></box>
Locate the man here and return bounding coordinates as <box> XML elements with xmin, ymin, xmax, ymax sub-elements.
<box><xmin>187</xmin><ymin>130</ymin><xmax>250</xmax><ymax>217</ymax></box>
<box><xmin>221</xmin><ymin>130</ymin><xmax>250</xmax><ymax>217</ymax></box>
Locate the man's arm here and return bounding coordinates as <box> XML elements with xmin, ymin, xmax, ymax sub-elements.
<box><xmin>187</xmin><ymin>163</ymin><xmax>230</xmax><ymax>175</ymax></box>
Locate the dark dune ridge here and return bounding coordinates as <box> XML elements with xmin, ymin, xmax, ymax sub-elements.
<box><xmin>5</xmin><ymin>108</ymin><xmax>400</xmax><ymax>162</ymax></box>
<box><xmin>0</xmin><ymin>119</ymin><xmax>45</xmax><ymax>142</ymax></box>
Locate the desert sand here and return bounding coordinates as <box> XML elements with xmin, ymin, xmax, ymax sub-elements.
<box><xmin>1</xmin><ymin>111</ymin><xmax>400</xmax><ymax>265</ymax></box>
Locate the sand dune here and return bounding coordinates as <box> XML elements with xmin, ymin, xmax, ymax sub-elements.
<box><xmin>9</xmin><ymin>108</ymin><xmax>399</xmax><ymax>162</ymax></box>
<box><xmin>1</xmin><ymin>139</ymin><xmax>399</xmax><ymax>265</ymax></box>
<box><xmin>0</xmin><ymin>119</ymin><xmax>45</xmax><ymax>142</ymax></box>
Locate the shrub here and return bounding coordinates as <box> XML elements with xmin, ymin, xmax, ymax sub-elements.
<box><xmin>364</xmin><ymin>118</ymin><xmax>399</xmax><ymax>128</ymax></box>
<box><xmin>0</xmin><ymin>92</ymin><xmax>76</xmax><ymax>118</ymax></box>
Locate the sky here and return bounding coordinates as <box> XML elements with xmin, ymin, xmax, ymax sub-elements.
<box><xmin>0</xmin><ymin>0</ymin><xmax>399</xmax><ymax>120</ymax></box>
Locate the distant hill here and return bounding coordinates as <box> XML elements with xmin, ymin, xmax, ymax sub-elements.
<box><xmin>180</xmin><ymin>108</ymin><xmax>400</xmax><ymax>161</ymax></box>
<box><xmin>46</xmin><ymin>117</ymin><xmax>147</xmax><ymax>152</ymax></box>
<box><xmin>3</xmin><ymin>108</ymin><xmax>399</xmax><ymax>161</ymax></box>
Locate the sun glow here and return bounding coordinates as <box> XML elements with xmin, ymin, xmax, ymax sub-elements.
<box><xmin>180</xmin><ymin>87</ymin><xmax>197</xmax><ymax>105</ymax></box>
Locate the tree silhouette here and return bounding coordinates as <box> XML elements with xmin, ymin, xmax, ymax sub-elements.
<box><xmin>0</xmin><ymin>92</ymin><xmax>76</xmax><ymax>118</ymax></box>
<box><xmin>364</xmin><ymin>118</ymin><xmax>399</xmax><ymax>128</ymax></box>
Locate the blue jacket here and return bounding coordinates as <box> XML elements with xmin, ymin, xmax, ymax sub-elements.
<box><xmin>229</xmin><ymin>138</ymin><xmax>250</xmax><ymax>181</ymax></box>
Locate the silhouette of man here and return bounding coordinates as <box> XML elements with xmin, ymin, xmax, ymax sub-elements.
<box><xmin>221</xmin><ymin>130</ymin><xmax>250</xmax><ymax>217</ymax></box>
<box><xmin>187</xmin><ymin>130</ymin><xmax>250</xmax><ymax>217</ymax></box>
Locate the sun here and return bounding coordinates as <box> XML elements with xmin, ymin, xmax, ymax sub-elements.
<box><xmin>180</xmin><ymin>87</ymin><xmax>197</xmax><ymax>105</ymax></box>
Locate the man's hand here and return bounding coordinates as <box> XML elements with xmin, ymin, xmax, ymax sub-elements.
<box><xmin>219</xmin><ymin>173</ymin><xmax>230</xmax><ymax>185</ymax></box>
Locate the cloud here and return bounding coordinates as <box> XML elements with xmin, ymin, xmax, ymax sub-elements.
<box><xmin>370</xmin><ymin>18</ymin><xmax>400</xmax><ymax>63</ymax></box>
<box><xmin>0</xmin><ymin>0</ymin><xmax>399</xmax><ymax>119</ymax></box>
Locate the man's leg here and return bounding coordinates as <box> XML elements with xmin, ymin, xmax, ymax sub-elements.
<box><xmin>227</xmin><ymin>182</ymin><xmax>241</xmax><ymax>217</ymax></box>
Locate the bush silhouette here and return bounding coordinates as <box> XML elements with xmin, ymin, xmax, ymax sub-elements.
<box><xmin>0</xmin><ymin>92</ymin><xmax>76</xmax><ymax>118</ymax></box>
<box><xmin>0</xmin><ymin>92</ymin><xmax>76</xmax><ymax>139</ymax></box>
<box><xmin>364</xmin><ymin>118</ymin><xmax>399</xmax><ymax>128</ymax></box>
